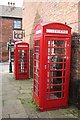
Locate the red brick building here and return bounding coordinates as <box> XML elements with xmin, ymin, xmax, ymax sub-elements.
<box><xmin>23</xmin><ymin>1</ymin><xmax>80</xmax><ymax>106</ymax></box>
<box><xmin>0</xmin><ymin>5</ymin><xmax>22</xmax><ymax>62</ymax></box>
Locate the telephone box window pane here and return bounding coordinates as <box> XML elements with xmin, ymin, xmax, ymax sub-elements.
<box><xmin>49</xmin><ymin>72</ymin><xmax>54</xmax><ymax>77</ymax></box>
<box><xmin>49</xmin><ymin>71</ymin><xmax>62</xmax><ymax>77</ymax></box>
<box><xmin>49</xmin><ymin>92</ymin><xmax>64</xmax><ymax>100</ymax></box>
<box><xmin>48</xmin><ymin>48</ymin><xmax>50</xmax><ymax>55</ymax></box>
<box><xmin>50</xmin><ymin>64</ymin><xmax>62</xmax><ymax>70</ymax></box>
<box><xmin>50</xmin><ymin>85</ymin><xmax>62</xmax><ymax>92</ymax></box>
<box><xmin>53</xmin><ymin>48</ymin><xmax>65</xmax><ymax>54</ymax></box>
<box><xmin>18</xmin><ymin>50</ymin><xmax>27</xmax><ymax>73</ymax></box>
<box><xmin>50</xmin><ymin>56</ymin><xmax>56</xmax><ymax>62</ymax></box>
<box><xmin>35</xmin><ymin>62</ymin><xmax>39</xmax><ymax>74</ymax></box>
<box><xmin>50</xmin><ymin>92</ymin><xmax>61</xmax><ymax>99</ymax></box>
<box><xmin>49</xmin><ymin>78</ymin><xmax>53</xmax><ymax>84</ymax></box>
<box><xmin>54</xmin><ymin>40</ymin><xmax>65</xmax><ymax>47</ymax></box>
<box><xmin>64</xmin><ymin>63</ymin><xmax>66</xmax><ymax>69</ymax></box>
<box><xmin>19</xmin><ymin>69</ymin><xmax>26</xmax><ymax>73</ymax></box>
<box><xmin>36</xmin><ymin>54</ymin><xmax>39</xmax><ymax>60</ymax></box>
<box><xmin>50</xmin><ymin>64</ymin><xmax>56</xmax><ymax>70</ymax></box>
<box><xmin>36</xmin><ymin>75</ymin><xmax>39</xmax><ymax>81</ymax></box>
<box><xmin>50</xmin><ymin>56</ymin><xmax>63</xmax><ymax>62</ymax></box>
<box><xmin>36</xmin><ymin>82</ymin><xmax>38</xmax><ymax>88</ymax></box>
<box><xmin>47</xmin><ymin>93</ymin><xmax>62</xmax><ymax>100</ymax></box>
<box><xmin>50</xmin><ymin>94</ymin><xmax>59</xmax><ymax>99</ymax></box>
<box><xmin>48</xmin><ymin>56</ymin><xmax>64</xmax><ymax>63</ymax></box>
<box><xmin>48</xmin><ymin>56</ymin><xmax>51</xmax><ymax>62</ymax></box>
<box><xmin>35</xmin><ymin>48</ymin><xmax>39</xmax><ymax>53</ymax></box>
<box><xmin>53</xmin><ymin>78</ymin><xmax>62</xmax><ymax>84</ymax></box>
<box><xmin>34</xmin><ymin>74</ymin><xmax>39</xmax><ymax>81</ymax></box>
<box><xmin>34</xmin><ymin>81</ymin><xmax>38</xmax><ymax>88</ymax></box>
<box><xmin>36</xmin><ymin>68</ymin><xmax>39</xmax><ymax>74</ymax></box>
<box><xmin>51</xmin><ymin>40</ymin><xmax>54</xmax><ymax>47</ymax></box>
<box><xmin>54</xmin><ymin>71</ymin><xmax>62</xmax><ymax>77</ymax></box>
<box><xmin>46</xmin><ymin>94</ymin><xmax>59</xmax><ymax>100</ymax></box>
<box><xmin>35</xmin><ymin>88</ymin><xmax>38</xmax><ymax>96</ymax></box>
<box><xmin>48</xmin><ymin>41</ymin><xmax>50</xmax><ymax>47</ymax></box>
<box><xmin>35</xmin><ymin>40</ymin><xmax>40</xmax><ymax>46</ymax></box>
<box><xmin>51</xmin><ymin>48</ymin><xmax>54</xmax><ymax>55</ymax></box>
<box><xmin>36</xmin><ymin>62</ymin><xmax>39</xmax><ymax>69</ymax></box>
<box><xmin>18</xmin><ymin>50</ymin><xmax>27</xmax><ymax>56</ymax></box>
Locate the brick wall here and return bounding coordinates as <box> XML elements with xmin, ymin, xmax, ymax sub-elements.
<box><xmin>78</xmin><ymin>1</ymin><xmax>80</xmax><ymax>33</ymax></box>
<box><xmin>23</xmin><ymin>1</ymin><xmax>79</xmax><ymax>41</ymax></box>
<box><xmin>1</xmin><ymin>18</ymin><xmax>13</xmax><ymax>62</ymax></box>
<box><xmin>71</xmin><ymin>33</ymin><xmax>80</xmax><ymax>80</ymax></box>
<box><xmin>0</xmin><ymin>18</ymin><xmax>2</xmax><ymax>61</ymax></box>
<box><xmin>23</xmin><ymin>1</ymin><xmax>80</xmax><ymax>77</ymax></box>
<box><xmin>70</xmin><ymin>33</ymin><xmax>80</xmax><ymax>106</ymax></box>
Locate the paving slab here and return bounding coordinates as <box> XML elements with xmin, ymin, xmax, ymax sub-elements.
<box><xmin>2</xmin><ymin>104</ymin><xmax>19</xmax><ymax>115</ymax></box>
<box><xmin>10</xmin><ymin>113</ymin><xmax>28</xmax><ymax>118</ymax></box>
<box><xmin>2</xmin><ymin>114</ymin><xmax>10</xmax><ymax>118</ymax></box>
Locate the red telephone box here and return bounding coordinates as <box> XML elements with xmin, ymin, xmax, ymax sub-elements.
<box><xmin>33</xmin><ymin>22</ymin><xmax>71</xmax><ymax>111</ymax></box>
<box><xmin>14</xmin><ymin>41</ymin><xmax>29</xmax><ymax>80</ymax></box>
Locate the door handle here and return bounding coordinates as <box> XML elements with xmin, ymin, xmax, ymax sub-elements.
<box><xmin>44</xmin><ymin>65</ymin><xmax>47</xmax><ymax>70</ymax></box>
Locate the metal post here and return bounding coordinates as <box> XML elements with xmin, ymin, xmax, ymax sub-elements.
<box><xmin>9</xmin><ymin>38</ymin><xmax>12</xmax><ymax>73</ymax></box>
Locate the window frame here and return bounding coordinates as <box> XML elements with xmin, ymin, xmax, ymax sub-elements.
<box><xmin>13</xmin><ymin>19</ymin><xmax>22</xmax><ymax>30</ymax></box>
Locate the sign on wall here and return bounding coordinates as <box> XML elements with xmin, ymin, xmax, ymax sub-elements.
<box><xmin>13</xmin><ymin>30</ymin><xmax>25</xmax><ymax>41</ymax></box>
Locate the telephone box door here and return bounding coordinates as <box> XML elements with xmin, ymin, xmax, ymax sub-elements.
<box><xmin>18</xmin><ymin>48</ymin><xmax>29</xmax><ymax>78</ymax></box>
<box><xmin>44</xmin><ymin>36</ymin><xmax>71</xmax><ymax>108</ymax></box>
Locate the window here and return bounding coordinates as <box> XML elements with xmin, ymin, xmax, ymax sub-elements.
<box><xmin>14</xmin><ymin>20</ymin><xmax>22</xmax><ymax>29</ymax></box>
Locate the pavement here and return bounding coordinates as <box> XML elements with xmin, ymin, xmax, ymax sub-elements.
<box><xmin>0</xmin><ymin>62</ymin><xmax>80</xmax><ymax>119</ymax></box>
<box><xmin>0</xmin><ymin>62</ymin><xmax>14</xmax><ymax>73</ymax></box>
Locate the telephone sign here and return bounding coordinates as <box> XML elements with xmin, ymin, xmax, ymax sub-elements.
<box><xmin>46</xmin><ymin>29</ymin><xmax>68</xmax><ymax>34</ymax></box>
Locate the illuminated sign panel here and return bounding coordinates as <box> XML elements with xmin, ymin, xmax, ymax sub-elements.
<box><xmin>17</xmin><ymin>45</ymin><xmax>28</xmax><ymax>47</ymax></box>
<box><xmin>46</xmin><ymin>29</ymin><xmax>68</xmax><ymax>34</ymax></box>
<box><xmin>36</xmin><ymin>30</ymin><xmax>42</xmax><ymax>34</ymax></box>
